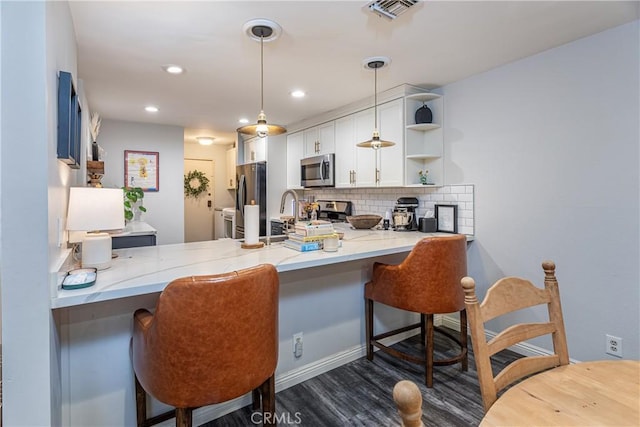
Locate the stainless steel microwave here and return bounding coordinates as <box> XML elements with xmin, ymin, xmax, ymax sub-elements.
<box><xmin>301</xmin><ymin>153</ymin><xmax>335</xmax><ymax>187</ymax></box>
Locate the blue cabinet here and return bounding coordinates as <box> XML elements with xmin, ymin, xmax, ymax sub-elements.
<box><xmin>57</xmin><ymin>71</ymin><xmax>82</xmax><ymax>168</ymax></box>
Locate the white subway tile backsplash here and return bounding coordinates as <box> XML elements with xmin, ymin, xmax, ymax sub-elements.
<box><xmin>303</xmin><ymin>184</ymin><xmax>475</xmax><ymax>235</ymax></box>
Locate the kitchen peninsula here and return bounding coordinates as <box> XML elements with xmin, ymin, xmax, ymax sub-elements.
<box><xmin>54</xmin><ymin>227</ymin><xmax>472</xmax><ymax>426</ymax></box>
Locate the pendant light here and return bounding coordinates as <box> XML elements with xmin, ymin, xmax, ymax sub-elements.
<box><xmin>357</xmin><ymin>57</ymin><xmax>394</xmax><ymax>149</ymax></box>
<box><xmin>237</xmin><ymin>20</ymin><xmax>286</xmax><ymax>138</ymax></box>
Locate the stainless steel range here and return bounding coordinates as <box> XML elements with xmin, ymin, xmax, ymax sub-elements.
<box><xmin>316</xmin><ymin>200</ymin><xmax>352</xmax><ymax>223</ymax></box>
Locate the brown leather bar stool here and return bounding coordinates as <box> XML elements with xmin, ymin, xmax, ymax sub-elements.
<box><xmin>365</xmin><ymin>234</ymin><xmax>468</xmax><ymax>387</ymax></box>
<box><xmin>131</xmin><ymin>264</ymin><xmax>279</xmax><ymax>427</ymax></box>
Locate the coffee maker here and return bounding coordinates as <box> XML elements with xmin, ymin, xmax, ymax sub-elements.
<box><xmin>393</xmin><ymin>197</ymin><xmax>419</xmax><ymax>231</ymax></box>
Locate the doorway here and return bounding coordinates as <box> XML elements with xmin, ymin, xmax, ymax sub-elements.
<box><xmin>184</xmin><ymin>158</ymin><xmax>215</xmax><ymax>243</ymax></box>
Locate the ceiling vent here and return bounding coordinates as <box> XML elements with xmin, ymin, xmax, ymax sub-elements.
<box><xmin>367</xmin><ymin>0</ymin><xmax>419</xmax><ymax>20</ymax></box>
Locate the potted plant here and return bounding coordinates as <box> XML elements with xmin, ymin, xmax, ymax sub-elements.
<box><xmin>123</xmin><ymin>186</ymin><xmax>147</xmax><ymax>221</ymax></box>
<box><xmin>419</xmin><ymin>170</ymin><xmax>429</xmax><ymax>185</ymax></box>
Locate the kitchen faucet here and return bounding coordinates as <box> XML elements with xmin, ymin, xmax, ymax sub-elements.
<box><xmin>279</xmin><ymin>189</ymin><xmax>299</xmax><ymax>224</ymax></box>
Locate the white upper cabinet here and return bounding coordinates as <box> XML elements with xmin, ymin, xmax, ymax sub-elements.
<box><xmin>243</xmin><ymin>136</ymin><xmax>266</xmax><ymax>164</ymax></box>
<box><xmin>353</xmin><ymin>108</ymin><xmax>377</xmax><ymax>187</ymax></box>
<box><xmin>335</xmin><ymin>108</ymin><xmax>376</xmax><ymax>188</ymax></box>
<box><xmin>286</xmin><ymin>131</ymin><xmax>304</xmax><ymax>189</ymax></box>
<box><xmin>303</xmin><ymin>122</ymin><xmax>335</xmax><ymax>157</ymax></box>
<box><xmin>288</xmin><ymin>85</ymin><xmax>443</xmax><ymax>188</ymax></box>
<box><xmin>334</xmin><ymin>115</ymin><xmax>356</xmax><ymax>187</ymax></box>
<box><xmin>376</xmin><ymin>98</ymin><xmax>404</xmax><ymax>187</ymax></box>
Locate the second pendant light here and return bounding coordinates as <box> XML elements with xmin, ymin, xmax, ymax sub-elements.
<box><xmin>357</xmin><ymin>56</ymin><xmax>395</xmax><ymax>149</ymax></box>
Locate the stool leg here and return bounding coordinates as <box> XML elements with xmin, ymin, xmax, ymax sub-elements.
<box><xmin>134</xmin><ymin>375</ymin><xmax>147</xmax><ymax>427</ymax></box>
<box><xmin>176</xmin><ymin>408</ymin><xmax>192</xmax><ymax>427</ymax></box>
<box><xmin>425</xmin><ymin>314</ymin><xmax>434</xmax><ymax>388</ymax></box>
<box><xmin>365</xmin><ymin>299</ymin><xmax>374</xmax><ymax>361</ymax></box>
<box><xmin>420</xmin><ymin>314</ymin><xmax>426</xmax><ymax>343</ymax></box>
<box><xmin>252</xmin><ymin>388</ymin><xmax>261</xmax><ymax>411</ymax></box>
<box><xmin>261</xmin><ymin>374</ymin><xmax>276</xmax><ymax>426</ymax></box>
<box><xmin>460</xmin><ymin>309</ymin><xmax>468</xmax><ymax>372</ymax></box>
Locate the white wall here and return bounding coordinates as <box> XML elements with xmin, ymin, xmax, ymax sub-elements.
<box><xmin>442</xmin><ymin>21</ymin><xmax>639</xmax><ymax>361</ymax></box>
<box><xmin>99</xmin><ymin>119</ymin><xmax>185</xmax><ymax>245</ymax></box>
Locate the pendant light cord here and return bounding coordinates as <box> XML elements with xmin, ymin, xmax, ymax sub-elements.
<box><xmin>374</xmin><ymin>65</ymin><xmax>378</xmax><ymax>128</ymax></box>
<box><xmin>260</xmin><ymin>34</ymin><xmax>264</xmax><ymax>111</ymax></box>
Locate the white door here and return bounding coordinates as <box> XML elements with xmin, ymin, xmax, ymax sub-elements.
<box><xmin>184</xmin><ymin>158</ymin><xmax>215</xmax><ymax>242</ymax></box>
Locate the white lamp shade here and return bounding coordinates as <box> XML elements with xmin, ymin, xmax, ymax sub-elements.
<box><xmin>67</xmin><ymin>187</ymin><xmax>125</xmax><ymax>232</ymax></box>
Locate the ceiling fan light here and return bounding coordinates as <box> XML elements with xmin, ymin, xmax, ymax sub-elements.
<box><xmin>196</xmin><ymin>136</ymin><xmax>215</xmax><ymax>146</ymax></box>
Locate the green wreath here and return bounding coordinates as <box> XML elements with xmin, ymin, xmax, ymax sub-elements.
<box><xmin>184</xmin><ymin>169</ymin><xmax>210</xmax><ymax>198</ymax></box>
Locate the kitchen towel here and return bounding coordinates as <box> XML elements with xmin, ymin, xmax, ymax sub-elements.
<box><xmin>244</xmin><ymin>203</ymin><xmax>260</xmax><ymax>245</ymax></box>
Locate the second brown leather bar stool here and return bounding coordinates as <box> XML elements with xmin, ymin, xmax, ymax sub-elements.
<box><xmin>131</xmin><ymin>264</ymin><xmax>279</xmax><ymax>427</ymax></box>
<box><xmin>365</xmin><ymin>235</ymin><xmax>468</xmax><ymax>387</ymax></box>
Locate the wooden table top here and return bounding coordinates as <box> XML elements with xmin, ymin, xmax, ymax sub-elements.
<box><xmin>480</xmin><ymin>360</ymin><xmax>640</xmax><ymax>426</ymax></box>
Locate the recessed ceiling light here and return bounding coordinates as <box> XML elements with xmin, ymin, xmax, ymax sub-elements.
<box><xmin>291</xmin><ymin>90</ymin><xmax>306</xmax><ymax>98</ymax></box>
<box><xmin>196</xmin><ymin>136</ymin><xmax>215</xmax><ymax>146</ymax></box>
<box><xmin>145</xmin><ymin>106</ymin><xmax>159</xmax><ymax>113</ymax></box>
<box><xmin>162</xmin><ymin>64</ymin><xmax>184</xmax><ymax>74</ymax></box>
<box><xmin>238</xmin><ymin>118</ymin><xmax>249</xmax><ymax>124</ymax></box>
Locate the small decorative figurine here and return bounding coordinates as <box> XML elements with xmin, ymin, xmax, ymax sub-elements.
<box><xmin>419</xmin><ymin>170</ymin><xmax>429</xmax><ymax>185</ymax></box>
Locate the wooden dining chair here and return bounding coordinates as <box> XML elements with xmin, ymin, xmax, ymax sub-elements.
<box><xmin>131</xmin><ymin>264</ymin><xmax>279</xmax><ymax>427</ymax></box>
<box><xmin>461</xmin><ymin>260</ymin><xmax>569</xmax><ymax>412</ymax></box>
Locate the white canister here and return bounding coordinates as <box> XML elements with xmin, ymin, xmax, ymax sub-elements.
<box><xmin>323</xmin><ymin>235</ymin><xmax>339</xmax><ymax>252</ymax></box>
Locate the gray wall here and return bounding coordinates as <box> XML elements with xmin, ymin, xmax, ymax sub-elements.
<box><xmin>99</xmin><ymin>119</ymin><xmax>185</xmax><ymax>245</ymax></box>
<box><xmin>443</xmin><ymin>21</ymin><xmax>639</xmax><ymax>360</ymax></box>
<box><xmin>1</xmin><ymin>1</ymin><xmax>86</xmax><ymax>425</ymax></box>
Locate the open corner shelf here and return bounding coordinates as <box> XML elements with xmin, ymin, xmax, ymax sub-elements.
<box><xmin>406</xmin><ymin>123</ymin><xmax>440</xmax><ymax>132</ymax></box>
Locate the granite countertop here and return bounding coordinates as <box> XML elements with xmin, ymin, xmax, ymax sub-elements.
<box><xmin>52</xmin><ymin>223</ymin><xmax>472</xmax><ymax>309</ymax></box>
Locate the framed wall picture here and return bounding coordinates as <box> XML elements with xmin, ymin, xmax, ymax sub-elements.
<box><xmin>57</xmin><ymin>71</ymin><xmax>82</xmax><ymax>169</ymax></box>
<box><xmin>435</xmin><ymin>204</ymin><xmax>458</xmax><ymax>233</ymax></box>
<box><xmin>124</xmin><ymin>150</ymin><xmax>159</xmax><ymax>191</ymax></box>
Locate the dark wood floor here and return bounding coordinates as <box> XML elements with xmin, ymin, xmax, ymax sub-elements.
<box><xmin>201</xmin><ymin>329</ymin><xmax>521</xmax><ymax>426</ymax></box>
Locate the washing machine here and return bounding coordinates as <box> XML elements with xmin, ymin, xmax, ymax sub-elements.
<box><xmin>222</xmin><ymin>207</ymin><xmax>236</xmax><ymax>239</ymax></box>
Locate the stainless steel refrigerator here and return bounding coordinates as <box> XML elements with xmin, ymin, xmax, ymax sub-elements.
<box><xmin>235</xmin><ymin>161</ymin><xmax>267</xmax><ymax>239</ymax></box>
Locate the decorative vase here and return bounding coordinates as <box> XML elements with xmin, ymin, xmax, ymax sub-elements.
<box><xmin>415</xmin><ymin>104</ymin><xmax>433</xmax><ymax>124</ymax></box>
<box><xmin>91</xmin><ymin>141</ymin><xmax>100</xmax><ymax>161</ymax></box>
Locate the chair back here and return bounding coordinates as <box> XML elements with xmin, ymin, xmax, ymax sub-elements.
<box><xmin>367</xmin><ymin>234</ymin><xmax>467</xmax><ymax>314</ymax></box>
<box><xmin>132</xmin><ymin>264</ymin><xmax>279</xmax><ymax>408</ymax></box>
<box><xmin>461</xmin><ymin>260</ymin><xmax>569</xmax><ymax>412</ymax></box>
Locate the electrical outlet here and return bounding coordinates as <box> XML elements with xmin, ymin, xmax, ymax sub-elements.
<box><xmin>606</xmin><ymin>334</ymin><xmax>623</xmax><ymax>357</ymax></box>
<box><xmin>293</xmin><ymin>332</ymin><xmax>303</xmax><ymax>358</ymax></box>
